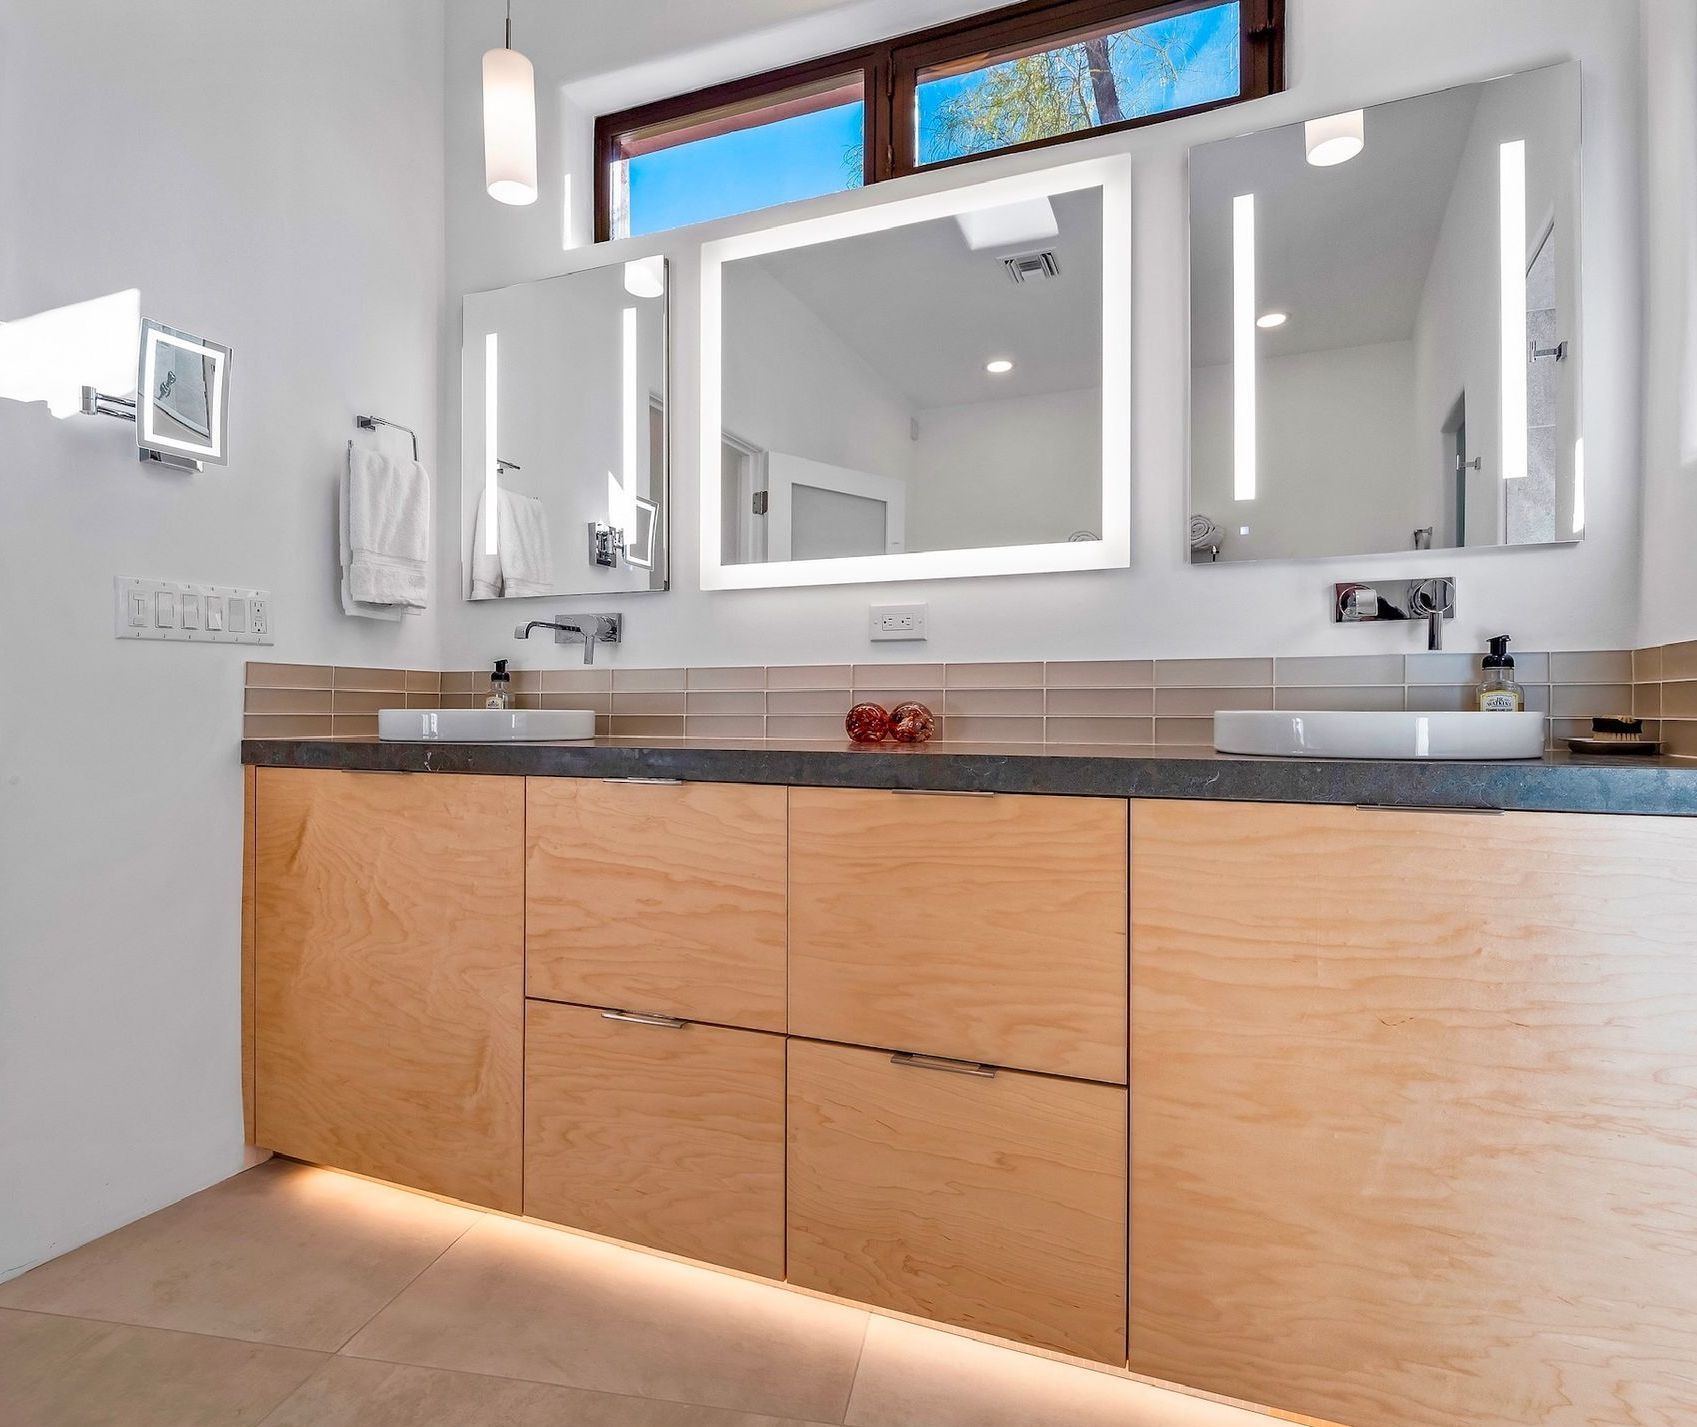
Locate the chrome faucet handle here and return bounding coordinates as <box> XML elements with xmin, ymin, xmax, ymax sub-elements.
<box><xmin>513</xmin><ymin>614</ymin><xmax>623</xmax><ymax>665</ymax></box>
<box><xmin>1333</xmin><ymin>579</ymin><xmax>1455</xmax><ymax>647</ymax></box>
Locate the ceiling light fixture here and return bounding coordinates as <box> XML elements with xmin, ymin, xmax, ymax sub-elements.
<box><xmin>985</xmin><ymin>358</ymin><xmax>1014</xmax><ymax>374</ymax></box>
<box><xmin>483</xmin><ymin>1</ymin><xmax>538</xmax><ymax>205</ymax></box>
<box><xmin>1256</xmin><ymin>311</ymin><xmax>1288</xmax><ymax>329</ymax></box>
<box><xmin>1304</xmin><ymin>109</ymin><xmax>1365</xmax><ymax>167</ymax></box>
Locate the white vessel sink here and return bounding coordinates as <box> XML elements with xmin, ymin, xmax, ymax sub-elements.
<box><xmin>379</xmin><ymin>707</ymin><xmax>595</xmax><ymax>742</ymax></box>
<box><xmin>1215</xmin><ymin>709</ymin><xmax>1546</xmax><ymax>760</ymax></box>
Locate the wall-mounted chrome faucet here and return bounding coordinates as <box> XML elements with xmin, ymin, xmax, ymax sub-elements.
<box><xmin>515</xmin><ymin>613</ymin><xmax>622</xmax><ymax>665</ymax></box>
<box><xmin>1333</xmin><ymin>577</ymin><xmax>1456</xmax><ymax>650</ymax></box>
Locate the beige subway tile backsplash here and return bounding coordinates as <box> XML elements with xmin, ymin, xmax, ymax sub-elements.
<box><xmin>1275</xmin><ymin>685</ymin><xmax>1403</xmax><ymax>712</ymax></box>
<box><xmin>1045</xmin><ymin>660</ymin><xmax>1153</xmax><ymax>688</ymax></box>
<box><xmin>685</xmin><ymin>690</ymin><xmax>764</xmax><ymax>716</ymax></box>
<box><xmin>243</xmin><ymin>645</ymin><xmax>1664</xmax><ymax>753</ymax></box>
<box><xmin>1156</xmin><ymin>657</ymin><xmax>1275</xmax><ymax>688</ymax></box>
<box><xmin>1274</xmin><ymin>654</ymin><xmax>1405</xmax><ymax>687</ymax></box>
<box><xmin>1155</xmin><ymin>686</ymin><xmax>1274</xmax><ymax>717</ymax></box>
<box><xmin>944</xmin><ymin>688</ymin><xmax>1045</xmax><ymax>716</ymax></box>
<box><xmin>1044</xmin><ymin>687</ymin><xmax>1154</xmax><ymax>717</ymax></box>
<box><xmin>766</xmin><ymin>664</ymin><xmax>851</xmax><ymax>689</ymax></box>
<box><xmin>244</xmin><ymin>687</ymin><xmax>332</xmax><ymax>716</ymax></box>
<box><xmin>247</xmin><ymin>663</ymin><xmax>334</xmax><ymax>689</ymax></box>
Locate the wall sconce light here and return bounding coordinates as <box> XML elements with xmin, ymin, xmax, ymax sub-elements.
<box><xmin>484</xmin><ymin>1</ymin><xmax>538</xmax><ymax>205</ymax></box>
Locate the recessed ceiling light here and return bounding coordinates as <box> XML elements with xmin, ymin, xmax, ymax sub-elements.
<box><xmin>1256</xmin><ymin>311</ymin><xmax>1288</xmax><ymax>329</ymax></box>
<box><xmin>985</xmin><ymin>358</ymin><xmax>1014</xmax><ymax>374</ymax></box>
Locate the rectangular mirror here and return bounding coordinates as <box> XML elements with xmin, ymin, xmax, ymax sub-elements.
<box><xmin>700</xmin><ymin>156</ymin><xmax>1130</xmax><ymax>589</ymax></box>
<box><xmin>460</xmin><ymin>256</ymin><xmax>669</xmax><ymax>598</ymax></box>
<box><xmin>1187</xmin><ymin>62</ymin><xmax>1582</xmax><ymax>563</ymax></box>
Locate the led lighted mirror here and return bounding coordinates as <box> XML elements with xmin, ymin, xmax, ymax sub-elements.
<box><xmin>138</xmin><ymin>320</ymin><xmax>231</xmax><ymax>467</ymax></box>
<box><xmin>1187</xmin><ymin>62</ymin><xmax>1582</xmax><ymax>564</ymax></box>
<box><xmin>460</xmin><ymin>256</ymin><xmax>669</xmax><ymax>598</ymax></box>
<box><xmin>700</xmin><ymin>156</ymin><xmax>1131</xmax><ymax>589</ymax></box>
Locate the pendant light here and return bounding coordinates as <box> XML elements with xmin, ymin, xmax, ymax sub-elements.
<box><xmin>483</xmin><ymin>0</ymin><xmax>537</xmax><ymax>205</ymax></box>
<box><xmin>1304</xmin><ymin>109</ymin><xmax>1365</xmax><ymax>167</ymax></box>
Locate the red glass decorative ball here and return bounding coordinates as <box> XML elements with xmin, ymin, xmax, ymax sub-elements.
<box><xmin>845</xmin><ymin>702</ymin><xmax>891</xmax><ymax>743</ymax></box>
<box><xmin>889</xmin><ymin>701</ymin><xmax>936</xmax><ymax>743</ymax></box>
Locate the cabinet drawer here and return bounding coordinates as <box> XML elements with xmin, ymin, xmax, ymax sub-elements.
<box><xmin>527</xmin><ymin>779</ymin><xmax>786</xmax><ymax>1032</ymax></box>
<box><xmin>787</xmin><ymin>1038</ymin><xmax>1127</xmax><ymax>1363</ymax></box>
<box><xmin>524</xmin><ymin>1000</ymin><xmax>785</xmax><ymax>1279</ymax></box>
<box><xmin>787</xmin><ymin>788</ymin><xmax>1127</xmax><ymax>1081</ymax></box>
<box><xmin>254</xmin><ymin>768</ymin><xmax>524</xmax><ymax>1212</ymax></box>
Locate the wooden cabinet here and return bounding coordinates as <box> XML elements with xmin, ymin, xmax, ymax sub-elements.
<box><xmin>524</xmin><ymin>1000</ymin><xmax>785</xmax><ymax>1278</ymax></box>
<box><xmin>787</xmin><ymin>1038</ymin><xmax>1127</xmax><ymax>1364</ymax></box>
<box><xmin>253</xmin><ymin>768</ymin><xmax>524</xmax><ymax>1212</ymax></box>
<box><xmin>788</xmin><ymin>788</ymin><xmax>1127</xmax><ymax>1081</ymax></box>
<box><xmin>527</xmin><ymin>779</ymin><xmax>787</xmax><ymax>1032</ymax></box>
<box><xmin>1129</xmin><ymin>799</ymin><xmax>1697</xmax><ymax>1427</ymax></box>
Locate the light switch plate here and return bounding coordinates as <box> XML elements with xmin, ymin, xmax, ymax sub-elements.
<box><xmin>115</xmin><ymin>577</ymin><xmax>273</xmax><ymax>645</ymax></box>
<box><xmin>869</xmin><ymin>603</ymin><xmax>928</xmax><ymax>641</ymax></box>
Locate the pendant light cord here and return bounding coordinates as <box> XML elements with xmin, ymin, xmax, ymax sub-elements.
<box><xmin>504</xmin><ymin>0</ymin><xmax>512</xmax><ymax>50</ymax></box>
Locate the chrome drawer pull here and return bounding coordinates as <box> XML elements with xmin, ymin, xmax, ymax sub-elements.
<box><xmin>890</xmin><ymin>1051</ymin><xmax>997</xmax><ymax>1078</ymax></box>
<box><xmin>1354</xmin><ymin>804</ymin><xmax>1503</xmax><ymax>815</ymax></box>
<box><xmin>602</xmin><ymin>777</ymin><xmax>684</xmax><ymax>785</ymax></box>
<box><xmin>602</xmin><ymin>1009</ymin><xmax>688</xmax><ymax>1028</ymax></box>
<box><xmin>889</xmin><ymin>788</ymin><xmax>995</xmax><ymax>797</ymax></box>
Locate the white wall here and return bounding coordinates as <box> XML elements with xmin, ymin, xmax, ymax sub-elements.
<box><xmin>1192</xmin><ymin>342</ymin><xmax>1418</xmax><ymax>561</ymax></box>
<box><xmin>909</xmin><ymin>388</ymin><xmax>1101</xmax><ymax>552</ymax></box>
<box><xmin>0</xmin><ymin>0</ymin><xmax>444</xmax><ymax>1278</ymax></box>
<box><xmin>1636</xmin><ymin>0</ymin><xmax>1697</xmax><ymax>645</ymax></box>
<box><xmin>439</xmin><ymin>0</ymin><xmax>1646</xmax><ymax>670</ymax></box>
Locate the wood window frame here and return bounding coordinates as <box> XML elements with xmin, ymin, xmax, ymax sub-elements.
<box><xmin>593</xmin><ymin>0</ymin><xmax>1284</xmax><ymax>242</ymax></box>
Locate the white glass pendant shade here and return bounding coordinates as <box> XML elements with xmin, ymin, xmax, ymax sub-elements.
<box><xmin>1304</xmin><ymin>109</ymin><xmax>1365</xmax><ymax>167</ymax></box>
<box><xmin>483</xmin><ymin>46</ymin><xmax>538</xmax><ymax>205</ymax></box>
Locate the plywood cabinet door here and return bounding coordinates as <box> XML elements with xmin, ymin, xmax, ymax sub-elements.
<box><xmin>527</xmin><ymin>779</ymin><xmax>787</xmax><ymax>1032</ymax></box>
<box><xmin>524</xmin><ymin>1000</ymin><xmax>785</xmax><ymax>1278</ymax></box>
<box><xmin>1130</xmin><ymin>799</ymin><xmax>1697</xmax><ymax>1427</ymax></box>
<box><xmin>787</xmin><ymin>1038</ymin><xmax>1128</xmax><ymax>1363</ymax></box>
<box><xmin>787</xmin><ymin>788</ymin><xmax>1127</xmax><ymax>1081</ymax></box>
<box><xmin>254</xmin><ymin>768</ymin><xmax>524</xmax><ymax>1211</ymax></box>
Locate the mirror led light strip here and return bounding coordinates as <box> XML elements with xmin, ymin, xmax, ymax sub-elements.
<box><xmin>483</xmin><ymin>332</ymin><xmax>500</xmax><ymax>555</ymax></box>
<box><xmin>697</xmin><ymin>154</ymin><xmax>1132</xmax><ymax>590</ymax></box>
<box><xmin>1232</xmin><ymin>192</ymin><xmax>1257</xmax><ymax>502</ymax></box>
<box><xmin>1499</xmin><ymin>139</ymin><xmax>1528</xmax><ymax>481</ymax></box>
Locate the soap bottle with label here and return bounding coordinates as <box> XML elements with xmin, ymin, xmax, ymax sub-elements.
<box><xmin>485</xmin><ymin>659</ymin><xmax>513</xmax><ymax>710</ymax></box>
<box><xmin>1477</xmin><ymin>636</ymin><xmax>1525</xmax><ymax>712</ymax></box>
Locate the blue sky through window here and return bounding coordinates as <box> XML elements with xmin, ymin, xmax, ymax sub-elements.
<box><xmin>622</xmin><ymin>98</ymin><xmax>864</xmax><ymax>238</ymax></box>
<box><xmin>918</xmin><ymin>2</ymin><xmax>1240</xmax><ymax>163</ymax></box>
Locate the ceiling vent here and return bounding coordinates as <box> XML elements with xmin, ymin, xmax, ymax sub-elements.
<box><xmin>1003</xmin><ymin>250</ymin><xmax>1061</xmax><ymax>284</ymax></box>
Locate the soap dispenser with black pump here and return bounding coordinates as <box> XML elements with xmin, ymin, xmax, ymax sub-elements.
<box><xmin>1477</xmin><ymin>636</ymin><xmax>1525</xmax><ymax>712</ymax></box>
<box><xmin>485</xmin><ymin>659</ymin><xmax>513</xmax><ymax>710</ymax></box>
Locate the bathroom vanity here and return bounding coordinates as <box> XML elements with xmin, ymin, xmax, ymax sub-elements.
<box><xmin>240</xmin><ymin>740</ymin><xmax>1697</xmax><ymax>1427</ymax></box>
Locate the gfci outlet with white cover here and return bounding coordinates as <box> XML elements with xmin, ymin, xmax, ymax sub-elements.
<box><xmin>115</xmin><ymin>576</ymin><xmax>274</xmax><ymax>645</ymax></box>
<box><xmin>869</xmin><ymin>603</ymin><xmax>928</xmax><ymax>641</ymax></box>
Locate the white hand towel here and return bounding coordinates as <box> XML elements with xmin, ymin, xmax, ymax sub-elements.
<box><xmin>339</xmin><ymin>459</ymin><xmax>402</xmax><ymax>620</ymax></box>
<box><xmin>469</xmin><ymin>489</ymin><xmax>502</xmax><ymax>598</ymax></box>
<box><xmin>468</xmin><ymin>487</ymin><xmax>554</xmax><ymax>598</ymax></box>
<box><xmin>346</xmin><ymin>445</ymin><xmax>430</xmax><ymax>609</ymax></box>
<box><xmin>497</xmin><ymin>489</ymin><xmax>554</xmax><ymax>597</ymax></box>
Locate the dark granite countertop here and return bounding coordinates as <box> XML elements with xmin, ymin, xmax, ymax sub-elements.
<box><xmin>241</xmin><ymin>737</ymin><xmax>1697</xmax><ymax>817</ymax></box>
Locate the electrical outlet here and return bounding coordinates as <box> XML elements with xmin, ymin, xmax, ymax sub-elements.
<box><xmin>869</xmin><ymin>603</ymin><xmax>928</xmax><ymax>642</ymax></box>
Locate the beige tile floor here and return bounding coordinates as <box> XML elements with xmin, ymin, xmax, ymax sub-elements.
<box><xmin>0</xmin><ymin>1159</ymin><xmax>1284</xmax><ymax>1427</ymax></box>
